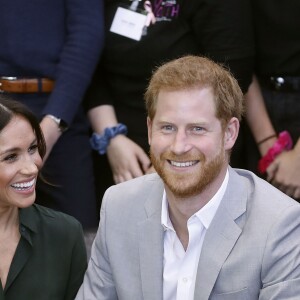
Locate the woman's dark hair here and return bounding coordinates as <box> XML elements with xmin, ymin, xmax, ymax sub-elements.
<box><xmin>0</xmin><ymin>94</ymin><xmax>46</xmax><ymax>159</ymax></box>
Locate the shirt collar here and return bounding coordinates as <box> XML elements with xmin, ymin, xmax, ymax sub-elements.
<box><xmin>161</xmin><ymin>192</ymin><xmax>173</xmax><ymax>231</ymax></box>
<box><xmin>19</xmin><ymin>205</ymin><xmax>39</xmax><ymax>233</ymax></box>
<box><xmin>161</xmin><ymin>169</ymin><xmax>229</xmax><ymax>230</ymax></box>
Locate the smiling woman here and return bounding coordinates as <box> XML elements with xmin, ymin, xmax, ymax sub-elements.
<box><xmin>0</xmin><ymin>95</ymin><xmax>87</xmax><ymax>299</ymax></box>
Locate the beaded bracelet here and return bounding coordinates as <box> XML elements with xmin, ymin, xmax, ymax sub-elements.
<box><xmin>90</xmin><ymin>123</ymin><xmax>128</xmax><ymax>155</ymax></box>
<box><xmin>258</xmin><ymin>131</ymin><xmax>293</xmax><ymax>174</ymax></box>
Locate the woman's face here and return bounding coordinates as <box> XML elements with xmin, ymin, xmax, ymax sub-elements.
<box><xmin>0</xmin><ymin>115</ymin><xmax>42</xmax><ymax>210</ymax></box>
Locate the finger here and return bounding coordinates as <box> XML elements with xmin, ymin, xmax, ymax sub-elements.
<box><xmin>136</xmin><ymin>152</ymin><xmax>151</xmax><ymax>173</ymax></box>
<box><xmin>294</xmin><ymin>188</ymin><xmax>300</xmax><ymax>200</ymax></box>
<box><xmin>113</xmin><ymin>172</ymin><xmax>128</xmax><ymax>184</ymax></box>
<box><xmin>141</xmin><ymin>161</ymin><xmax>151</xmax><ymax>173</ymax></box>
<box><xmin>266</xmin><ymin>161</ymin><xmax>278</xmax><ymax>182</ymax></box>
<box><xmin>285</xmin><ymin>187</ymin><xmax>296</xmax><ymax>198</ymax></box>
<box><xmin>122</xmin><ymin>171</ymin><xmax>134</xmax><ymax>182</ymax></box>
<box><xmin>129</xmin><ymin>162</ymin><xmax>144</xmax><ymax>178</ymax></box>
<box><xmin>113</xmin><ymin>174</ymin><xmax>122</xmax><ymax>184</ymax></box>
<box><xmin>271</xmin><ymin>179</ymin><xmax>283</xmax><ymax>192</ymax></box>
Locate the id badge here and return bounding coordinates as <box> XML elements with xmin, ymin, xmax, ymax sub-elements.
<box><xmin>110</xmin><ymin>6</ymin><xmax>147</xmax><ymax>41</ymax></box>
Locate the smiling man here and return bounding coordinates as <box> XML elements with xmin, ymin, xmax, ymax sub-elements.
<box><xmin>76</xmin><ymin>56</ymin><xmax>300</xmax><ymax>300</ymax></box>
<box><xmin>148</xmin><ymin>88</ymin><xmax>230</xmax><ymax>201</ymax></box>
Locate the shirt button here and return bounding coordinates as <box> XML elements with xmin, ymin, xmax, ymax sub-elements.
<box><xmin>20</xmin><ymin>226</ymin><xmax>26</xmax><ymax>232</ymax></box>
<box><xmin>182</xmin><ymin>277</ymin><xmax>188</xmax><ymax>283</ymax></box>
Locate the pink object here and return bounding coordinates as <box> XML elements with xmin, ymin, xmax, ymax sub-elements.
<box><xmin>258</xmin><ymin>131</ymin><xmax>293</xmax><ymax>174</ymax></box>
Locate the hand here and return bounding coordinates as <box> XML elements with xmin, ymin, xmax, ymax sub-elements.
<box><xmin>40</xmin><ymin>117</ymin><xmax>62</xmax><ymax>163</ymax></box>
<box><xmin>107</xmin><ymin>135</ymin><xmax>151</xmax><ymax>183</ymax></box>
<box><xmin>267</xmin><ymin>148</ymin><xmax>300</xmax><ymax>199</ymax></box>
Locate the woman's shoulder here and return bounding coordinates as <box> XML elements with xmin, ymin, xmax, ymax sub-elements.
<box><xmin>23</xmin><ymin>204</ymin><xmax>83</xmax><ymax>233</ymax></box>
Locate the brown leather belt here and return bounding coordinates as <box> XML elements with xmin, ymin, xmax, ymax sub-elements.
<box><xmin>0</xmin><ymin>77</ymin><xmax>54</xmax><ymax>93</ymax></box>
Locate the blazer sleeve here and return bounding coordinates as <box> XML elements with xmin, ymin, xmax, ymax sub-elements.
<box><xmin>75</xmin><ymin>190</ymin><xmax>118</xmax><ymax>300</ymax></box>
<box><xmin>64</xmin><ymin>221</ymin><xmax>88</xmax><ymax>300</ymax></box>
<box><xmin>259</xmin><ymin>203</ymin><xmax>300</xmax><ymax>299</ymax></box>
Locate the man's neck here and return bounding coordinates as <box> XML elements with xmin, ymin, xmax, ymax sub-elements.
<box><xmin>165</xmin><ymin>167</ymin><xmax>228</xmax><ymax>250</ymax></box>
<box><xmin>167</xmin><ymin>192</ymin><xmax>209</xmax><ymax>250</ymax></box>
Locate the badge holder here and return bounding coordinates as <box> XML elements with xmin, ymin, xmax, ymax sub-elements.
<box><xmin>110</xmin><ymin>0</ymin><xmax>156</xmax><ymax>41</ymax></box>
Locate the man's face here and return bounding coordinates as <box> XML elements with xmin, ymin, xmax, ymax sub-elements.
<box><xmin>148</xmin><ymin>88</ymin><xmax>237</xmax><ymax>198</ymax></box>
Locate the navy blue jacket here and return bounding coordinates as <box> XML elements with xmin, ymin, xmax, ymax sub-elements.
<box><xmin>0</xmin><ymin>0</ymin><xmax>104</xmax><ymax>125</ymax></box>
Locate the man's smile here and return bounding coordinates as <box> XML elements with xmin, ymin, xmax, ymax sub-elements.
<box><xmin>168</xmin><ymin>160</ymin><xmax>199</xmax><ymax>167</ymax></box>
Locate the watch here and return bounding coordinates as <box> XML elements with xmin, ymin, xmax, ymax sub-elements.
<box><xmin>46</xmin><ymin>114</ymin><xmax>68</xmax><ymax>132</ymax></box>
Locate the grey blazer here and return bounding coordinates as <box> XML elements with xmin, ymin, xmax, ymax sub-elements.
<box><xmin>76</xmin><ymin>167</ymin><xmax>300</xmax><ymax>300</ymax></box>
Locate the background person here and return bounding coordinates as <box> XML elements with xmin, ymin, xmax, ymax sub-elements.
<box><xmin>244</xmin><ymin>0</ymin><xmax>300</xmax><ymax>200</ymax></box>
<box><xmin>0</xmin><ymin>96</ymin><xmax>86</xmax><ymax>299</ymax></box>
<box><xmin>76</xmin><ymin>56</ymin><xmax>300</xmax><ymax>300</ymax></box>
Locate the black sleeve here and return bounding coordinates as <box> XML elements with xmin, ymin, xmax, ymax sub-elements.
<box><xmin>83</xmin><ymin>60</ymin><xmax>115</xmax><ymax>112</ymax></box>
<box><xmin>192</xmin><ymin>0</ymin><xmax>255</xmax><ymax>93</ymax></box>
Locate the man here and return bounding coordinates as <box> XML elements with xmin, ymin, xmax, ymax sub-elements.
<box><xmin>76</xmin><ymin>56</ymin><xmax>300</xmax><ymax>299</ymax></box>
<box><xmin>0</xmin><ymin>0</ymin><xmax>104</xmax><ymax>232</ymax></box>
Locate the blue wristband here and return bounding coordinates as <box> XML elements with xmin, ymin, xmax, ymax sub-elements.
<box><xmin>90</xmin><ymin>123</ymin><xmax>128</xmax><ymax>155</ymax></box>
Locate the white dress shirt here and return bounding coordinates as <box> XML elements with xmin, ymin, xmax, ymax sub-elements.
<box><xmin>161</xmin><ymin>170</ymin><xmax>229</xmax><ymax>300</ymax></box>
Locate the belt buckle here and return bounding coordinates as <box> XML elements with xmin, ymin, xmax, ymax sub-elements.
<box><xmin>271</xmin><ymin>76</ymin><xmax>285</xmax><ymax>90</ymax></box>
<box><xmin>0</xmin><ymin>77</ymin><xmax>18</xmax><ymax>93</ymax></box>
<box><xmin>1</xmin><ymin>76</ymin><xmax>18</xmax><ymax>80</ymax></box>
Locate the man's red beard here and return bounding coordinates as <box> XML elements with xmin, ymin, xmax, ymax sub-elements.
<box><xmin>150</xmin><ymin>147</ymin><xmax>225</xmax><ymax>198</ymax></box>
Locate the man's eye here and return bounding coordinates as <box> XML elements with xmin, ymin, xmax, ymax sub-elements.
<box><xmin>192</xmin><ymin>126</ymin><xmax>204</xmax><ymax>133</ymax></box>
<box><xmin>162</xmin><ymin>125</ymin><xmax>174</xmax><ymax>131</ymax></box>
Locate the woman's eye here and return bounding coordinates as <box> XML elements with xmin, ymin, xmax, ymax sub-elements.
<box><xmin>28</xmin><ymin>144</ymin><xmax>38</xmax><ymax>154</ymax></box>
<box><xmin>3</xmin><ymin>154</ymin><xmax>17</xmax><ymax>162</ymax></box>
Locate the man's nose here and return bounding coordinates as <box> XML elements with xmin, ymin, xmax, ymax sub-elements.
<box><xmin>170</xmin><ymin>130</ymin><xmax>193</xmax><ymax>154</ymax></box>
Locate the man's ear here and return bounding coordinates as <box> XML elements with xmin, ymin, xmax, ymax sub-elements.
<box><xmin>147</xmin><ymin>117</ymin><xmax>152</xmax><ymax>146</ymax></box>
<box><xmin>224</xmin><ymin>117</ymin><xmax>240</xmax><ymax>151</ymax></box>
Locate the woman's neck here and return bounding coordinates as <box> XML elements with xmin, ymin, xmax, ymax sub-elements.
<box><xmin>0</xmin><ymin>206</ymin><xmax>19</xmax><ymax>235</ymax></box>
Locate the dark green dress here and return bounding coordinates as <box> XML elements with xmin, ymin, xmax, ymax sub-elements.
<box><xmin>0</xmin><ymin>204</ymin><xmax>87</xmax><ymax>300</ymax></box>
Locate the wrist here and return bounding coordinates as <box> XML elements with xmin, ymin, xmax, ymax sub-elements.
<box><xmin>258</xmin><ymin>137</ymin><xmax>277</xmax><ymax>156</ymax></box>
<box><xmin>90</xmin><ymin>123</ymin><xmax>128</xmax><ymax>155</ymax></box>
<box><xmin>45</xmin><ymin>114</ymin><xmax>68</xmax><ymax>133</ymax></box>
<box><xmin>258</xmin><ymin>131</ymin><xmax>293</xmax><ymax>174</ymax></box>
<box><xmin>257</xmin><ymin>133</ymin><xmax>277</xmax><ymax>146</ymax></box>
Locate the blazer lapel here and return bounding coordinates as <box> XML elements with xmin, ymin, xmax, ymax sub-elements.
<box><xmin>194</xmin><ymin>168</ymin><xmax>248</xmax><ymax>299</ymax></box>
<box><xmin>138</xmin><ymin>177</ymin><xmax>164</xmax><ymax>300</ymax></box>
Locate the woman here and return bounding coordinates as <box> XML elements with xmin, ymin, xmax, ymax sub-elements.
<box><xmin>0</xmin><ymin>95</ymin><xmax>87</xmax><ymax>299</ymax></box>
